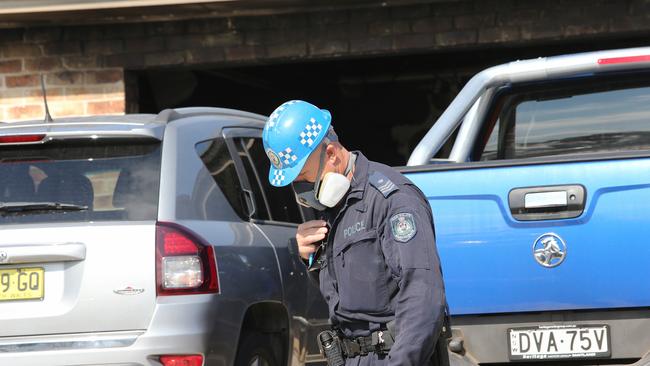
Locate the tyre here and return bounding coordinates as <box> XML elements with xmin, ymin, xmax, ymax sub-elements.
<box><xmin>235</xmin><ymin>332</ymin><xmax>280</xmax><ymax>366</ymax></box>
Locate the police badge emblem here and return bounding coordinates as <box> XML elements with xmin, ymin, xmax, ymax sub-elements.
<box><xmin>266</xmin><ymin>149</ymin><xmax>282</xmax><ymax>169</ymax></box>
<box><xmin>390</xmin><ymin>212</ymin><xmax>417</xmax><ymax>243</ymax></box>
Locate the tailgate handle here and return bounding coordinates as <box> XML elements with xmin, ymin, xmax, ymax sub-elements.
<box><xmin>0</xmin><ymin>243</ymin><xmax>86</xmax><ymax>264</ymax></box>
<box><xmin>509</xmin><ymin>185</ymin><xmax>586</xmax><ymax>221</ymax></box>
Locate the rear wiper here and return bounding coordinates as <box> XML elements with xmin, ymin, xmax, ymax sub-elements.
<box><xmin>0</xmin><ymin>202</ymin><xmax>88</xmax><ymax>215</ymax></box>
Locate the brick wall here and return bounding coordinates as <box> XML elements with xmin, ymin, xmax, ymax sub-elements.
<box><xmin>0</xmin><ymin>38</ymin><xmax>125</xmax><ymax>121</ymax></box>
<box><xmin>1</xmin><ymin>0</ymin><xmax>649</xmax><ymax>121</ymax></box>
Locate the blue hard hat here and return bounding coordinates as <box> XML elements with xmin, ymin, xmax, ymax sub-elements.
<box><xmin>262</xmin><ymin>100</ymin><xmax>332</xmax><ymax>187</ymax></box>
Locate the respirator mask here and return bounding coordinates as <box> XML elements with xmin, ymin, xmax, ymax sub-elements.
<box><xmin>293</xmin><ymin>137</ymin><xmax>356</xmax><ymax>211</ymax></box>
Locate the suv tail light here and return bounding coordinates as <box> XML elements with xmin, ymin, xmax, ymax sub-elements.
<box><xmin>156</xmin><ymin>222</ymin><xmax>219</xmax><ymax>296</ymax></box>
<box><xmin>159</xmin><ymin>355</ymin><xmax>203</xmax><ymax>366</ymax></box>
<box><xmin>0</xmin><ymin>134</ymin><xmax>46</xmax><ymax>144</ymax></box>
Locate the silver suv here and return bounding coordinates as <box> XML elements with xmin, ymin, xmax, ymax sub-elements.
<box><xmin>0</xmin><ymin>108</ymin><xmax>329</xmax><ymax>366</ymax></box>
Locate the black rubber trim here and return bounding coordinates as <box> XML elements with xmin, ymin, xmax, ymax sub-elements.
<box><xmin>397</xmin><ymin>150</ymin><xmax>650</xmax><ymax>174</ymax></box>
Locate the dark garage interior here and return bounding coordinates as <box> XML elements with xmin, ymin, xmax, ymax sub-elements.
<box><xmin>132</xmin><ymin>36</ymin><xmax>650</xmax><ymax>166</ymax></box>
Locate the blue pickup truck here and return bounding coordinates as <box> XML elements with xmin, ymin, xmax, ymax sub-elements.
<box><xmin>402</xmin><ymin>47</ymin><xmax>650</xmax><ymax>365</ymax></box>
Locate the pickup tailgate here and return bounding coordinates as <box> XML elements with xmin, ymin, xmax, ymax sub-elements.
<box><xmin>406</xmin><ymin>157</ymin><xmax>650</xmax><ymax>315</ymax></box>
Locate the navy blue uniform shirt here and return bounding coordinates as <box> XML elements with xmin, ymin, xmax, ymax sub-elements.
<box><xmin>314</xmin><ymin>152</ymin><xmax>446</xmax><ymax>366</ymax></box>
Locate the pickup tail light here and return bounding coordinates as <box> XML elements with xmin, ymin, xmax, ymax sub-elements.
<box><xmin>597</xmin><ymin>55</ymin><xmax>650</xmax><ymax>65</ymax></box>
<box><xmin>0</xmin><ymin>134</ymin><xmax>46</xmax><ymax>144</ymax></box>
<box><xmin>159</xmin><ymin>355</ymin><xmax>203</xmax><ymax>366</ymax></box>
<box><xmin>156</xmin><ymin>222</ymin><xmax>219</xmax><ymax>296</ymax></box>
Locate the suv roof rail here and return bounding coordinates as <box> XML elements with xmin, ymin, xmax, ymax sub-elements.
<box><xmin>154</xmin><ymin>107</ymin><xmax>267</xmax><ymax>124</ymax></box>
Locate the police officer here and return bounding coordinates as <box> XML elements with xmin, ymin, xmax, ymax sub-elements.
<box><xmin>263</xmin><ymin>100</ymin><xmax>448</xmax><ymax>366</ymax></box>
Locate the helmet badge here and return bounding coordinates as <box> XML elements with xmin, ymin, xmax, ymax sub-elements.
<box><xmin>267</xmin><ymin>149</ymin><xmax>283</xmax><ymax>169</ymax></box>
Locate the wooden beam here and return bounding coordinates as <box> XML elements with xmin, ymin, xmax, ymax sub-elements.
<box><xmin>0</xmin><ymin>0</ymin><xmax>461</xmax><ymax>28</ymax></box>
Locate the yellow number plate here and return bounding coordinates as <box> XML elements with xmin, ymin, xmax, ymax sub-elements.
<box><xmin>0</xmin><ymin>267</ymin><xmax>44</xmax><ymax>301</ymax></box>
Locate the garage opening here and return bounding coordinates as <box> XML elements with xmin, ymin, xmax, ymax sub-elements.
<box><xmin>130</xmin><ymin>37</ymin><xmax>649</xmax><ymax>166</ymax></box>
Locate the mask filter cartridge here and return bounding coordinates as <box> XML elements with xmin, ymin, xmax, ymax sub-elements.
<box><xmin>317</xmin><ymin>172</ymin><xmax>351</xmax><ymax>208</ymax></box>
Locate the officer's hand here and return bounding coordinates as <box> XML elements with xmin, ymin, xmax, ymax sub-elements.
<box><xmin>296</xmin><ymin>220</ymin><xmax>328</xmax><ymax>260</ymax></box>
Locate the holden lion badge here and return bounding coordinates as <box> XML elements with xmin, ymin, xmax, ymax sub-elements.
<box><xmin>532</xmin><ymin>233</ymin><xmax>566</xmax><ymax>268</ymax></box>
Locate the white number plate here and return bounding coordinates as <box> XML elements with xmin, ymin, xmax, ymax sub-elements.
<box><xmin>508</xmin><ymin>325</ymin><xmax>611</xmax><ymax>360</ymax></box>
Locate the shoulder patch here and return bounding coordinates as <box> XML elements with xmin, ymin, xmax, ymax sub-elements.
<box><xmin>390</xmin><ymin>212</ymin><xmax>417</xmax><ymax>243</ymax></box>
<box><xmin>369</xmin><ymin>171</ymin><xmax>399</xmax><ymax>198</ymax></box>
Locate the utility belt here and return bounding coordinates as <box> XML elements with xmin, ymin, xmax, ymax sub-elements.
<box><xmin>318</xmin><ymin>311</ymin><xmax>452</xmax><ymax>366</ymax></box>
<box><xmin>341</xmin><ymin>329</ymin><xmax>395</xmax><ymax>357</ymax></box>
<box><xmin>317</xmin><ymin>325</ymin><xmax>395</xmax><ymax>366</ymax></box>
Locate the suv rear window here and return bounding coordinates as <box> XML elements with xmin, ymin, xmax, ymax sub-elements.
<box><xmin>0</xmin><ymin>140</ymin><xmax>161</xmax><ymax>224</ymax></box>
<box><xmin>195</xmin><ymin>138</ymin><xmax>249</xmax><ymax>221</ymax></box>
<box><xmin>479</xmin><ymin>77</ymin><xmax>650</xmax><ymax>161</ymax></box>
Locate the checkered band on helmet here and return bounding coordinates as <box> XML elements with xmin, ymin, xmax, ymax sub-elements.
<box><xmin>271</xmin><ymin>170</ymin><xmax>286</xmax><ymax>186</ymax></box>
<box><xmin>278</xmin><ymin>147</ymin><xmax>298</xmax><ymax>166</ymax></box>
<box><xmin>299</xmin><ymin>118</ymin><xmax>323</xmax><ymax>147</ymax></box>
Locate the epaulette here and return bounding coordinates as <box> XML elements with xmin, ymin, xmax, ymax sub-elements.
<box><xmin>369</xmin><ymin>171</ymin><xmax>399</xmax><ymax>198</ymax></box>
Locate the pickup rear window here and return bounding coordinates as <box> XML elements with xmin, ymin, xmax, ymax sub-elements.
<box><xmin>0</xmin><ymin>140</ymin><xmax>161</xmax><ymax>224</ymax></box>
<box><xmin>479</xmin><ymin>77</ymin><xmax>650</xmax><ymax>160</ymax></box>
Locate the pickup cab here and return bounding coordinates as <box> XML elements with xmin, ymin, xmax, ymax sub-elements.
<box><xmin>403</xmin><ymin>47</ymin><xmax>650</xmax><ymax>365</ymax></box>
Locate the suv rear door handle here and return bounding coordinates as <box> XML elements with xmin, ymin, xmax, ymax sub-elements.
<box><xmin>0</xmin><ymin>243</ymin><xmax>86</xmax><ymax>264</ymax></box>
<box><xmin>509</xmin><ymin>185</ymin><xmax>586</xmax><ymax>221</ymax></box>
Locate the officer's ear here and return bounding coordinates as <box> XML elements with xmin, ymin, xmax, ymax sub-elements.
<box><xmin>325</xmin><ymin>143</ymin><xmax>338</xmax><ymax>165</ymax></box>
